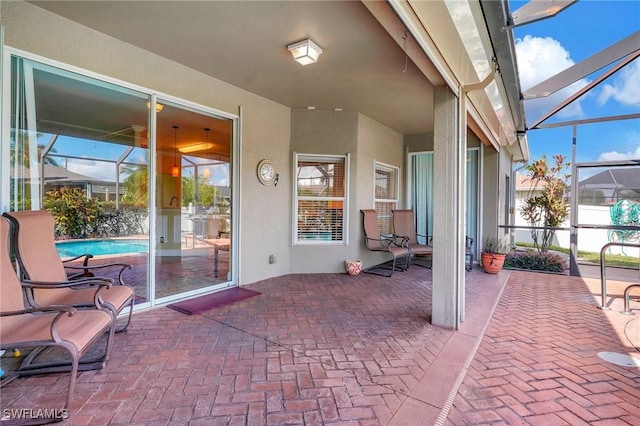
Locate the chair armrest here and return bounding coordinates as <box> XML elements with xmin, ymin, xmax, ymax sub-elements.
<box><xmin>415</xmin><ymin>233</ymin><xmax>433</xmax><ymax>245</ymax></box>
<box><xmin>62</xmin><ymin>253</ymin><xmax>94</xmax><ymax>265</ymax></box>
<box><xmin>365</xmin><ymin>236</ymin><xmax>389</xmax><ymax>247</ymax></box>
<box><xmin>465</xmin><ymin>236</ymin><xmax>474</xmax><ymax>248</ymax></box>
<box><xmin>22</xmin><ymin>277</ymin><xmax>113</xmax><ymax>290</ymax></box>
<box><xmin>65</xmin><ymin>263</ymin><xmax>131</xmax><ymax>285</ymax></box>
<box><xmin>0</xmin><ymin>305</ymin><xmax>77</xmax><ymax>317</ymax></box>
<box><xmin>23</xmin><ymin>278</ymin><xmax>113</xmax><ymax>310</ymax></box>
<box><xmin>387</xmin><ymin>234</ymin><xmax>409</xmax><ymax>248</ymax></box>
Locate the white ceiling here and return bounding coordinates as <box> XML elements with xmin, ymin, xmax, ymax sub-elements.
<box><xmin>30</xmin><ymin>0</ymin><xmax>436</xmax><ymax>135</ymax></box>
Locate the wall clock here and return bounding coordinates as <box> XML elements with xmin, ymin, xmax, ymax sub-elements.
<box><xmin>257</xmin><ymin>159</ymin><xmax>276</xmax><ymax>185</ymax></box>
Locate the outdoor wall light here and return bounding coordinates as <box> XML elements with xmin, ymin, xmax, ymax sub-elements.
<box><xmin>287</xmin><ymin>38</ymin><xmax>323</xmax><ymax>65</ymax></box>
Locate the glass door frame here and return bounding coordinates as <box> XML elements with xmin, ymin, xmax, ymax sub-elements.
<box><xmin>151</xmin><ymin>95</ymin><xmax>239</xmax><ymax>305</ymax></box>
<box><xmin>1</xmin><ymin>47</ymin><xmax>240</xmax><ymax>309</ymax></box>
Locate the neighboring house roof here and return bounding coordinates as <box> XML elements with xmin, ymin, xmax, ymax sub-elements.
<box><xmin>12</xmin><ymin>164</ymin><xmax>115</xmax><ymax>186</ymax></box>
<box><xmin>579</xmin><ymin>168</ymin><xmax>640</xmax><ymax>191</ymax></box>
<box><xmin>515</xmin><ymin>173</ymin><xmax>547</xmax><ymax>192</ymax></box>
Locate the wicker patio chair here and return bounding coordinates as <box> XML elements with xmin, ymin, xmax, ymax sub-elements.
<box><xmin>360</xmin><ymin>209</ymin><xmax>410</xmax><ymax>277</ymax></box>
<box><xmin>0</xmin><ymin>216</ymin><xmax>116</xmax><ymax>414</ymax></box>
<box><xmin>3</xmin><ymin>210</ymin><xmax>135</xmax><ymax>332</ymax></box>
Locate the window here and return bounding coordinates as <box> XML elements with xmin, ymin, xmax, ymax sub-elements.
<box><xmin>294</xmin><ymin>154</ymin><xmax>349</xmax><ymax>244</ymax></box>
<box><xmin>374</xmin><ymin>162</ymin><xmax>399</xmax><ymax>234</ymax></box>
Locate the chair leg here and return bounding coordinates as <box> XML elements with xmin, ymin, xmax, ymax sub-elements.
<box><xmin>66</xmin><ymin>353</ymin><xmax>79</xmax><ymax>411</ymax></box>
<box><xmin>362</xmin><ymin>258</ymin><xmax>400</xmax><ymax>277</ymax></box>
<box><xmin>115</xmin><ymin>297</ymin><xmax>135</xmax><ymax>333</ymax></box>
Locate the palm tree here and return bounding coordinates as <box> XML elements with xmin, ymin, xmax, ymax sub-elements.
<box><xmin>10</xmin><ymin>129</ymin><xmax>60</xmax><ymax>167</ymax></box>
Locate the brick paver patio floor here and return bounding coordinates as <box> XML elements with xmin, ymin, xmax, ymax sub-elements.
<box><xmin>1</xmin><ymin>267</ymin><xmax>638</xmax><ymax>425</ymax></box>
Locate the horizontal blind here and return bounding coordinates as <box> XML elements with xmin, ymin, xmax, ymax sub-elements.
<box><xmin>295</xmin><ymin>154</ymin><xmax>347</xmax><ymax>244</ymax></box>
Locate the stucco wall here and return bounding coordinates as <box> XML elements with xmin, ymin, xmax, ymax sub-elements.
<box><xmin>288</xmin><ymin>110</ymin><xmax>403</xmax><ymax>273</ymax></box>
<box><xmin>1</xmin><ymin>1</ymin><xmax>292</xmax><ymax>285</ymax></box>
<box><xmin>356</xmin><ymin>114</ymin><xmax>405</xmax><ymax>270</ymax></box>
<box><xmin>289</xmin><ymin>109</ymin><xmax>358</xmax><ymax>273</ymax></box>
<box><xmin>404</xmin><ymin>133</ymin><xmax>434</xmax><ymax>153</ymax></box>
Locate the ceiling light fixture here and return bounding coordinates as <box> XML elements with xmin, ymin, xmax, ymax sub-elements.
<box><xmin>287</xmin><ymin>38</ymin><xmax>323</xmax><ymax>65</ymax></box>
<box><xmin>171</xmin><ymin>125</ymin><xmax>180</xmax><ymax>177</ymax></box>
<box><xmin>178</xmin><ymin>143</ymin><xmax>215</xmax><ymax>154</ymax></box>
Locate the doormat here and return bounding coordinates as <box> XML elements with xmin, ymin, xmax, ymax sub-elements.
<box><xmin>167</xmin><ymin>287</ymin><xmax>261</xmax><ymax>315</ymax></box>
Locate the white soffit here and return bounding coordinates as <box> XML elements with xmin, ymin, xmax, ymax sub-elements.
<box><xmin>389</xmin><ymin>0</ymin><xmax>460</xmax><ymax>94</ymax></box>
<box><xmin>362</xmin><ymin>1</ymin><xmax>445</xmax><ymax>86</ymax></box>
<box><xmin>443</xmin><ymin>0</ymin><xmax>494</xmax><ymax>82</ymax></box>
<box><xmin>445</xmin><ymin>0</ymin><xmax>518</xmax><ymax>149</ymax></box>
<box><xmin>411</xmin><ymin>0</ymin><xmax>516</xmax><ymax>150</ymax></box>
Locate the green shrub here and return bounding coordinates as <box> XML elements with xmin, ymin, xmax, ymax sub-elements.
<box><xmin>43</xmin><ymin>187</ymin><xmax>103</xmax><ymax>239</ymax></box>
<box><xmin>504</xmin><ymin>250</ymin><xmax>567</xmax><ymax>273</ymax></box>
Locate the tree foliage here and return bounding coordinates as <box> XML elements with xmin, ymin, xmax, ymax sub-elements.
<box><xmin>520</xmin><ymin>155</ymin><xmax>570</xmax><ymax>253</ymax></box>
<box><xmin>120</xmin><ymin>166</ymin><xmax>148</xmax><ymax>208</ymax></box>
<box><xmin>181</xmin><ymin>175</ymin><xmax>218</xmax><ymax>207</ymax></box>
<box><xmin>43</xmin><ymin>186</ymin><xmax>103</xmax><ymax>239</ymax></box>
<box><xmin>10</xmin><ymin>130</ymin><xmax>60</xmax><ymax>167</ymax></box>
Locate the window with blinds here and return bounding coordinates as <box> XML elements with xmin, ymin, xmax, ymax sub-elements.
<box><xmin>374</xmin><ymin>162</ymin><xmax>399</xmax><ymax>234</ymax></box>
<box><xmin>294</xmin><ymin>154</ymin><xmax>349</xmax><ymax>244</ymax></box>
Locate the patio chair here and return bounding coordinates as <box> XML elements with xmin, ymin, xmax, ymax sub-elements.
<box><xmin>392</xmin><ymin>209</ymin><xmax>434</xmax><ymax>268</ymax></box>
<box><xmin>465</xmin><ymin>236</ymin><xmax>474</xmax><ymax>271</ymax></box>
<box><xmin>392</xmin><ymin>209</ymin><xmax>475</xmax><ymax>271</ymax></box>
<box><xmin>0</xmin><ymin>216</ymin><xmax>116</xmax><ymax>413</ymax></box>
<box><xmin>3</xmin><ymin>210</ymin><xmax>135</xmax><ymax>333</ymax></box>
<box><xmin>360</xmin><ymin>209</ymin><xmax>410</xmax><ymax>277</ymax></box>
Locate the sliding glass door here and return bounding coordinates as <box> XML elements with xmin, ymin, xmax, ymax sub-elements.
<box><xmin>8</xmin><ymin>55</ymin><xmax>152</xmax><ymax>303</ymax></box>
<box><xmin>153</xmin><ymin>101</ymin><xmax>233</xmax><ymax>301</ymax></box>
<box><xmin>409</xmin><ymin>148</ymin><xmax>479</xmax><ymax>254</ymax></box>
<box><xmin>6</xmin><ymin>52</ymin><xmax>236</xmax><ymax>306</ymax></box>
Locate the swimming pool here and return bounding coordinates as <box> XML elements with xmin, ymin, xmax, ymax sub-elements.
<box><xmin>56</xmin><ymin>239</ymin><xmax>148</xmax><ymax>258</ymax></box>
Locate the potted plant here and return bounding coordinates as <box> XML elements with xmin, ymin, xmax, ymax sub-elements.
<box><xmin>481</xmin><ymin>237</ymin><xmax>511</xmax><ymax>273</ymax></box>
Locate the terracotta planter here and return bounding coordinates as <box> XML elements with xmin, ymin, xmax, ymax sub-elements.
<box><xmin>481</xmin><ymin>252</ymin><xmax>506</xmax><ymax>274</ymax></box>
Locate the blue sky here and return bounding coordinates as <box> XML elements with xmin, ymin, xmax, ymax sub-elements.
<box><xmin>509</xmin><ymin>0</ymin><xmax>640</xmax><ymax>167</ymax></box>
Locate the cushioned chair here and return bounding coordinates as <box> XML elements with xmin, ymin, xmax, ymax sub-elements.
<box><xmin>360</xmin><ymin>209</ymin><xmax>410</xmax><ymax>277</ymax></box>
<box><xmin>3</xmin><ymin>210</ymin><xmax>135</xmax><ymax>332</ymax></box>
<box><xmin>392</xmin><ymin>209</ymin><xmax>475</xmax><ymax>271</ymax></box>
<box><xmin>391</xmin><ymin>209</ymin><xmax>434</xmax><ymax>268</ymax></box>
<box><xmin>0</xmin><ymin>216</ymin><xmax>116</xmax><ymax>413</ymax></box>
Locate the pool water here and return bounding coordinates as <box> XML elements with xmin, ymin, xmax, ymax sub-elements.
<box><xmin>56</xmin><ymin>239</ymin><xmax>148</xmax><ymax>258</ymax></box>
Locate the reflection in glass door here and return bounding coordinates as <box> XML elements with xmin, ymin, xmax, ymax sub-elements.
<box><xmin>8</xmin><ymin>54</ymin><xmax>151</xmax><ymax>305</ymax></box>
<box><xmin>154</xmin><ymin>102</ymin><xmax>233</xmax><ymax>301</ymax></box>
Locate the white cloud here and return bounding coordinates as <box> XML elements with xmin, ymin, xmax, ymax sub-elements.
<box><xmin>515</xmin><ymin>35</ymin><xmax>589</xmax><ymax>125</ymax></box>
<box><xmin>597</xmin><ymin>145</ymin><xmax>640</xmax><ymax>162</ymax></box>
<box><xmin>597</xmin><ymin>58</ymin><xmax>640</xmax><ymax>106</ymax></box>
<box><xmin>67</xmin><ymin>160</ymin><xmax>117</xmax><ymax>182</ymax></box>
